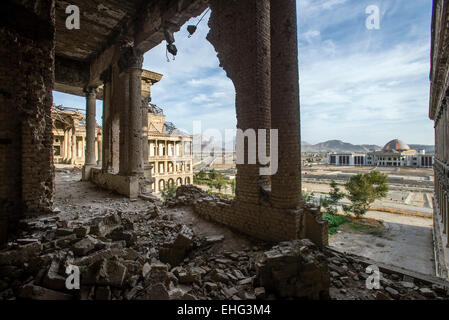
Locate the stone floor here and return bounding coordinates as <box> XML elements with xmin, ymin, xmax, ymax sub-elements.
<box><xmin>0</xmin><ymin>167</ymin><xmax>448</xmax><ymax>300</ymax></box>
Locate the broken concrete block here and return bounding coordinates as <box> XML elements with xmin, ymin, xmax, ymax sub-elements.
<box><xmin>419</xmin><ymin>288</ymin><xmax>436</xmax><ymax>298</ymax></box>
<box><xmin>55</xmin><ymin>228</ymin><xmax>74</xmax><ymax>237</ymax></box>
<box><xmin>254</xmin><ymin>287</ymin><xmax>266</xmax><ymax>300</ymax></box>
<box><xmin>159</xmin><ymin>225</ymin><xmax>193</xmax><ymax>266</ymax></box>
<box><xmin>256</xmin><ymin>239</ymin><xmax>330</xmax><ymax>299</ymax></box>
<box><xmin>74</xmin><ymin>226</ymin><xmax>90</xmax><ymax>238</ymax></box>
<box><xmin>72</xmin><ymin>236</ymin><xmax>97</xmax><ymax>256</ymax></box>
<box><xmin>84</xmin><ymin>257</ymin><xmax>127</xmax><ymax>288</ymax></box>
<box><xmin>18</xmin><ymin>284</ymin><xmax>72</xmax><ymax>300</ymax></box>
<box><xmin>42</xmin><ymin>259</ymin><xmax>66</xmax><ymax>291</ymax></box>
<box><xmin>0</xmin><ymin>242</ymin><xmax>42</xmax><ymax>266</ymax></box>
<box><xmin>95</xmin><ymin>286</ymin><xmax>112</xmax><ymax>300</ymax></box>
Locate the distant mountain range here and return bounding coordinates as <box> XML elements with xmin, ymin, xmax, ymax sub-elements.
<box><xmin>301</xmin><ymin>140</ymin><xmax>434</xmax><ymax>153</ymax></box>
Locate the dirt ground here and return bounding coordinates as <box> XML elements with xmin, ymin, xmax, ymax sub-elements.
<box><xmin>329</xmin><ymin>210</ymin><xmax>435</xmax><ymax>276</ymax></box>
<box><xmin>54</xmin><ymin>166</ymin><xmax>261</xmax><ymax>254</ymax></box>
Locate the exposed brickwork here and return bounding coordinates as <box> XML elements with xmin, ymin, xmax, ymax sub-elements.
<box><xmin>207</xmin><ymin>0</ymin><xmax>272</xmax><ymax>204</ymax></box>
<box><xmin>270</xmin><ymin>0</ymin><xmax>303</xmax><ymax>209</ymax></box>
<box><xmin>0</xmin><ymin>0</ymin><xmax>55</xmax><ymax>243</ymax></box>
<box><xmin>174</xmin><ymin>186</ymin><xmax>328</xmax><ymax>246</ymax></box>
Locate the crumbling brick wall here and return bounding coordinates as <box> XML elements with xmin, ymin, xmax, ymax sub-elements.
<box><xmin>175</xmin><ymin>186</ymin><xmax>328</xmax><ymax>246</ymax></box>
<box><xmin>0</xmin><ymin>0</ymin><xmax>55</xmax><ymax>243</ymax></box>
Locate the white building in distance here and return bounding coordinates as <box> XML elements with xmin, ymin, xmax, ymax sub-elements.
<box><xmin>327</xmin><ymin>139</ymin><xmax>434</xmax><ymax>168</ymax></box>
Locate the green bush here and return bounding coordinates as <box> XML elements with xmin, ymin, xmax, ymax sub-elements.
<box><xmin>161</xmin><ymin>185</ymin><xmax>177</xmax><ymax>203</ymax></box>
<box><xmin>322</xmin><ymin>212</ymin><xmax>349</xmax><ymax>235</ymax></box>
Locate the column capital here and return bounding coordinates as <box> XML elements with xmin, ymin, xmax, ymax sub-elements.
<box><xmin>83</xmin><ymin>86</ymin><xmax>97</xmax><ymax>97</ymax></box>
<box><xmin>118</xmin><ymin>46</ymin><xmax>143</xmax><ymax>73</ymax></box>
<box><xmin>100</xmin><ymin>67</ymin><xmax>112</xmax><ymax>84</ymax></box>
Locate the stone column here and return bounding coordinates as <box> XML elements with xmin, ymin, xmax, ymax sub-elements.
<box><xmin>63</xmin><ymin>129</ymin><xmax>68</xmax><ymax>162</ymax></box>
<box><xmin>82</xmin><ymin>86</ymin><xmax>97</xmax><ymax>180</ymax></box>
<box><xmin>85</xmin><ymin>87</ymin><xmax>97</xmax><ymax>165</ymax></box>
<box><xmin>97</xmin><ymin>134</ymin><xmax>102</xmax><ymax>165</ymax></box>
<box><xmin>142</xmin><ymin>100</ymin><xmax>150</xmax><ymax>167</ymax></box>
<box><xmin>120</xmin><ymin>48</ymin><xmax>144</xmax><ymax>176</ymax></box>
<box><xmin>71</xmin><ymin>128</ymin><xmax>76</xmax><ymax>165</ymax></box>
<box><xmin>119</xmin><ymin>71</ymin><xmax>130</xmax><ymax>175</ymax></box>
<box><xmin>270</xmin><ymin>0</ymin><xmax>302</xmax><ymax>209</ymax></box>
<box><xmin>101</xmin><ymin>68</ymin><xmax>112</xmax><ymax>172</ymax></box>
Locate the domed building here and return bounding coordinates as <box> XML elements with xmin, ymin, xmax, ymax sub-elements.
<box><xmin>382</xmin><ymin>139</ymin><xmax>412</xmax><ymax>152</ymax></box>
<box><xmin>327</xmin><ymin>138</ymin><xmax>434</xmax><ymax>168</ymax></box>
<box><xmin>366</xmin><ymin>138</ymin><xmax>433</xmax><ymax>168</ymax></box>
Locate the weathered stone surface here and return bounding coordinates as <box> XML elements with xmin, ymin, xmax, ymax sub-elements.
<box><xmin>256</xmin><ymin>239</ymin><xmax>330</xmax><ymax>299</ymax></box>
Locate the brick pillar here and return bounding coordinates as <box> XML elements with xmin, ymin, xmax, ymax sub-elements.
<box><xmin>207</xmin><ymin>0</ymin><xmax>271</xmax><ymax>204</ymax></box>
<box><xmin>85</xmin><ymin>87</ymin><xmax>97</xmax><ymax>166</ymax></box>
<box><xmin>101</xmin><ymin>68</ymin><xmax>112</xmax><ymax>172</ymax></box>
<box><xmin>270</xmin><ymin>0</ymin><xmax>302</xmax><ymax>209</ymax></box>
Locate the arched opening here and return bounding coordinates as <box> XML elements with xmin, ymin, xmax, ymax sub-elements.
<box><xmin>158</xmin><ymin>179</ymin><xmax>165</xmax><ymax>192</ymax></box>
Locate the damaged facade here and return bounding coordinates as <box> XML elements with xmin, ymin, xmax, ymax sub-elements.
<box><xmin>1</xmin><ymin>0</ymin><xmax>447</xmax><ymax>301</ymax></box>
<box><xmin>0</xmin><ymin>0</ymin><xmax>328</xmax><ymax>247</ymax></box>
<box><xmin>146</xmin><ymin>108</ymin><xmax>194</xmax><ymax>194</ymax></box>
<box><xmin>52</xmin><ymin>107</ymin><xmax>102</xmax><ymax>165</ymax></box>
<box><xmin>430</xmin><ymin>0</ymin><xmax>449</xmax><ymax>280</ymax></box>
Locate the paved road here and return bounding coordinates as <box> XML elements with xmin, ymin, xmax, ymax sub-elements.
<box><xmin>330</xmin><ymin>210</ymin><xmax>435</xmax><ymax>276</ymax></box>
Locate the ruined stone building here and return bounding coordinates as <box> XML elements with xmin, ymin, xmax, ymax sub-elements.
<box><xmin>0</xmin><ymin>0</ymin><xmax>327</xmax><ymax>246</ymax></box>
<box><xmin>146</xmin><ymin>106</ymin><xmax>194</xmax><ymax>194</ymax></box>
<box><xmin>430</xmin><ymin>0</ymin><xmax>449</xmax><ymax>279</ymax></box>
<box><xmin>2</xmin><ymin>0</ymin><xmax>449</xmax><ymax>302</ymax></box>
<box><xmin>52</xmin><ymin>107</ymin><xmax>102</xmax><ymax>165</ymax></box>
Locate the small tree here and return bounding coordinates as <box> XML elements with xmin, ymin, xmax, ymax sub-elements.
<box><xmin>322</xmin><ymin>180</ymin><xmax>345</xmax><ymax>215</ymax></box>
<box><xmin>197</xmin><ymin>170</ymin><xmax>207</xmax><ymax>180</ymax></box>
<box><xmin>208</xmin><ymin>169</ymin><xmax>219</xmax><ymax>180</ymax></box>
<box><xmin>214</xmin><ymin>176</ymin><xmax>228</xmax><ymax>193</ymax></box>
<box><xmin>161</xmin><ymin>185</ymin><xmax>177</xmax><ymax>203</ymax></box>
<box><xmin>230</xmin><ymin>179</ymin><xmax>236</xmax><ymax>194</ymax></box>
<box><xmin>302</xmin><ymin>191</ymin><xmax>315</xmax><ymax>205</ymax></box>
<box><xmin>343</xmin><ymin>170</ymin><xmax>388</xmax><ymax>218</ymax></box>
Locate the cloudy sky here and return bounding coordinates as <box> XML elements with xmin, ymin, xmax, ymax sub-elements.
<box><xmin>53</xmin><ymin>0</ymin><xmax>434</xmax><ymax>146</ymax></box>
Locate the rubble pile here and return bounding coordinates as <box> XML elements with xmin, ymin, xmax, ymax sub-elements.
<box><xmin>167</xmin><ymin>185</ymin><xmax>231</xmax><ymax>208</ymax></box>
<box><xmin>322</xmin><ymin>248</ymin><xmax>449</xmax><ymax>300</ymax></box>
<box><xmin>0</xmin><ymin>182</ymin><xmax>448</xmax><ymax>300</ymax></box>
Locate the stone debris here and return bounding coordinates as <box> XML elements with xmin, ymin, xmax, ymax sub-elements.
<box><xmin>256</xmin><ymin>239</ymin><xmax>330</xmax><ymax>299</ymax></box>
<box><xmin>0</xmin><ymin>190</ymin><xmax>448</xmax><ymax>301</ymax></box>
